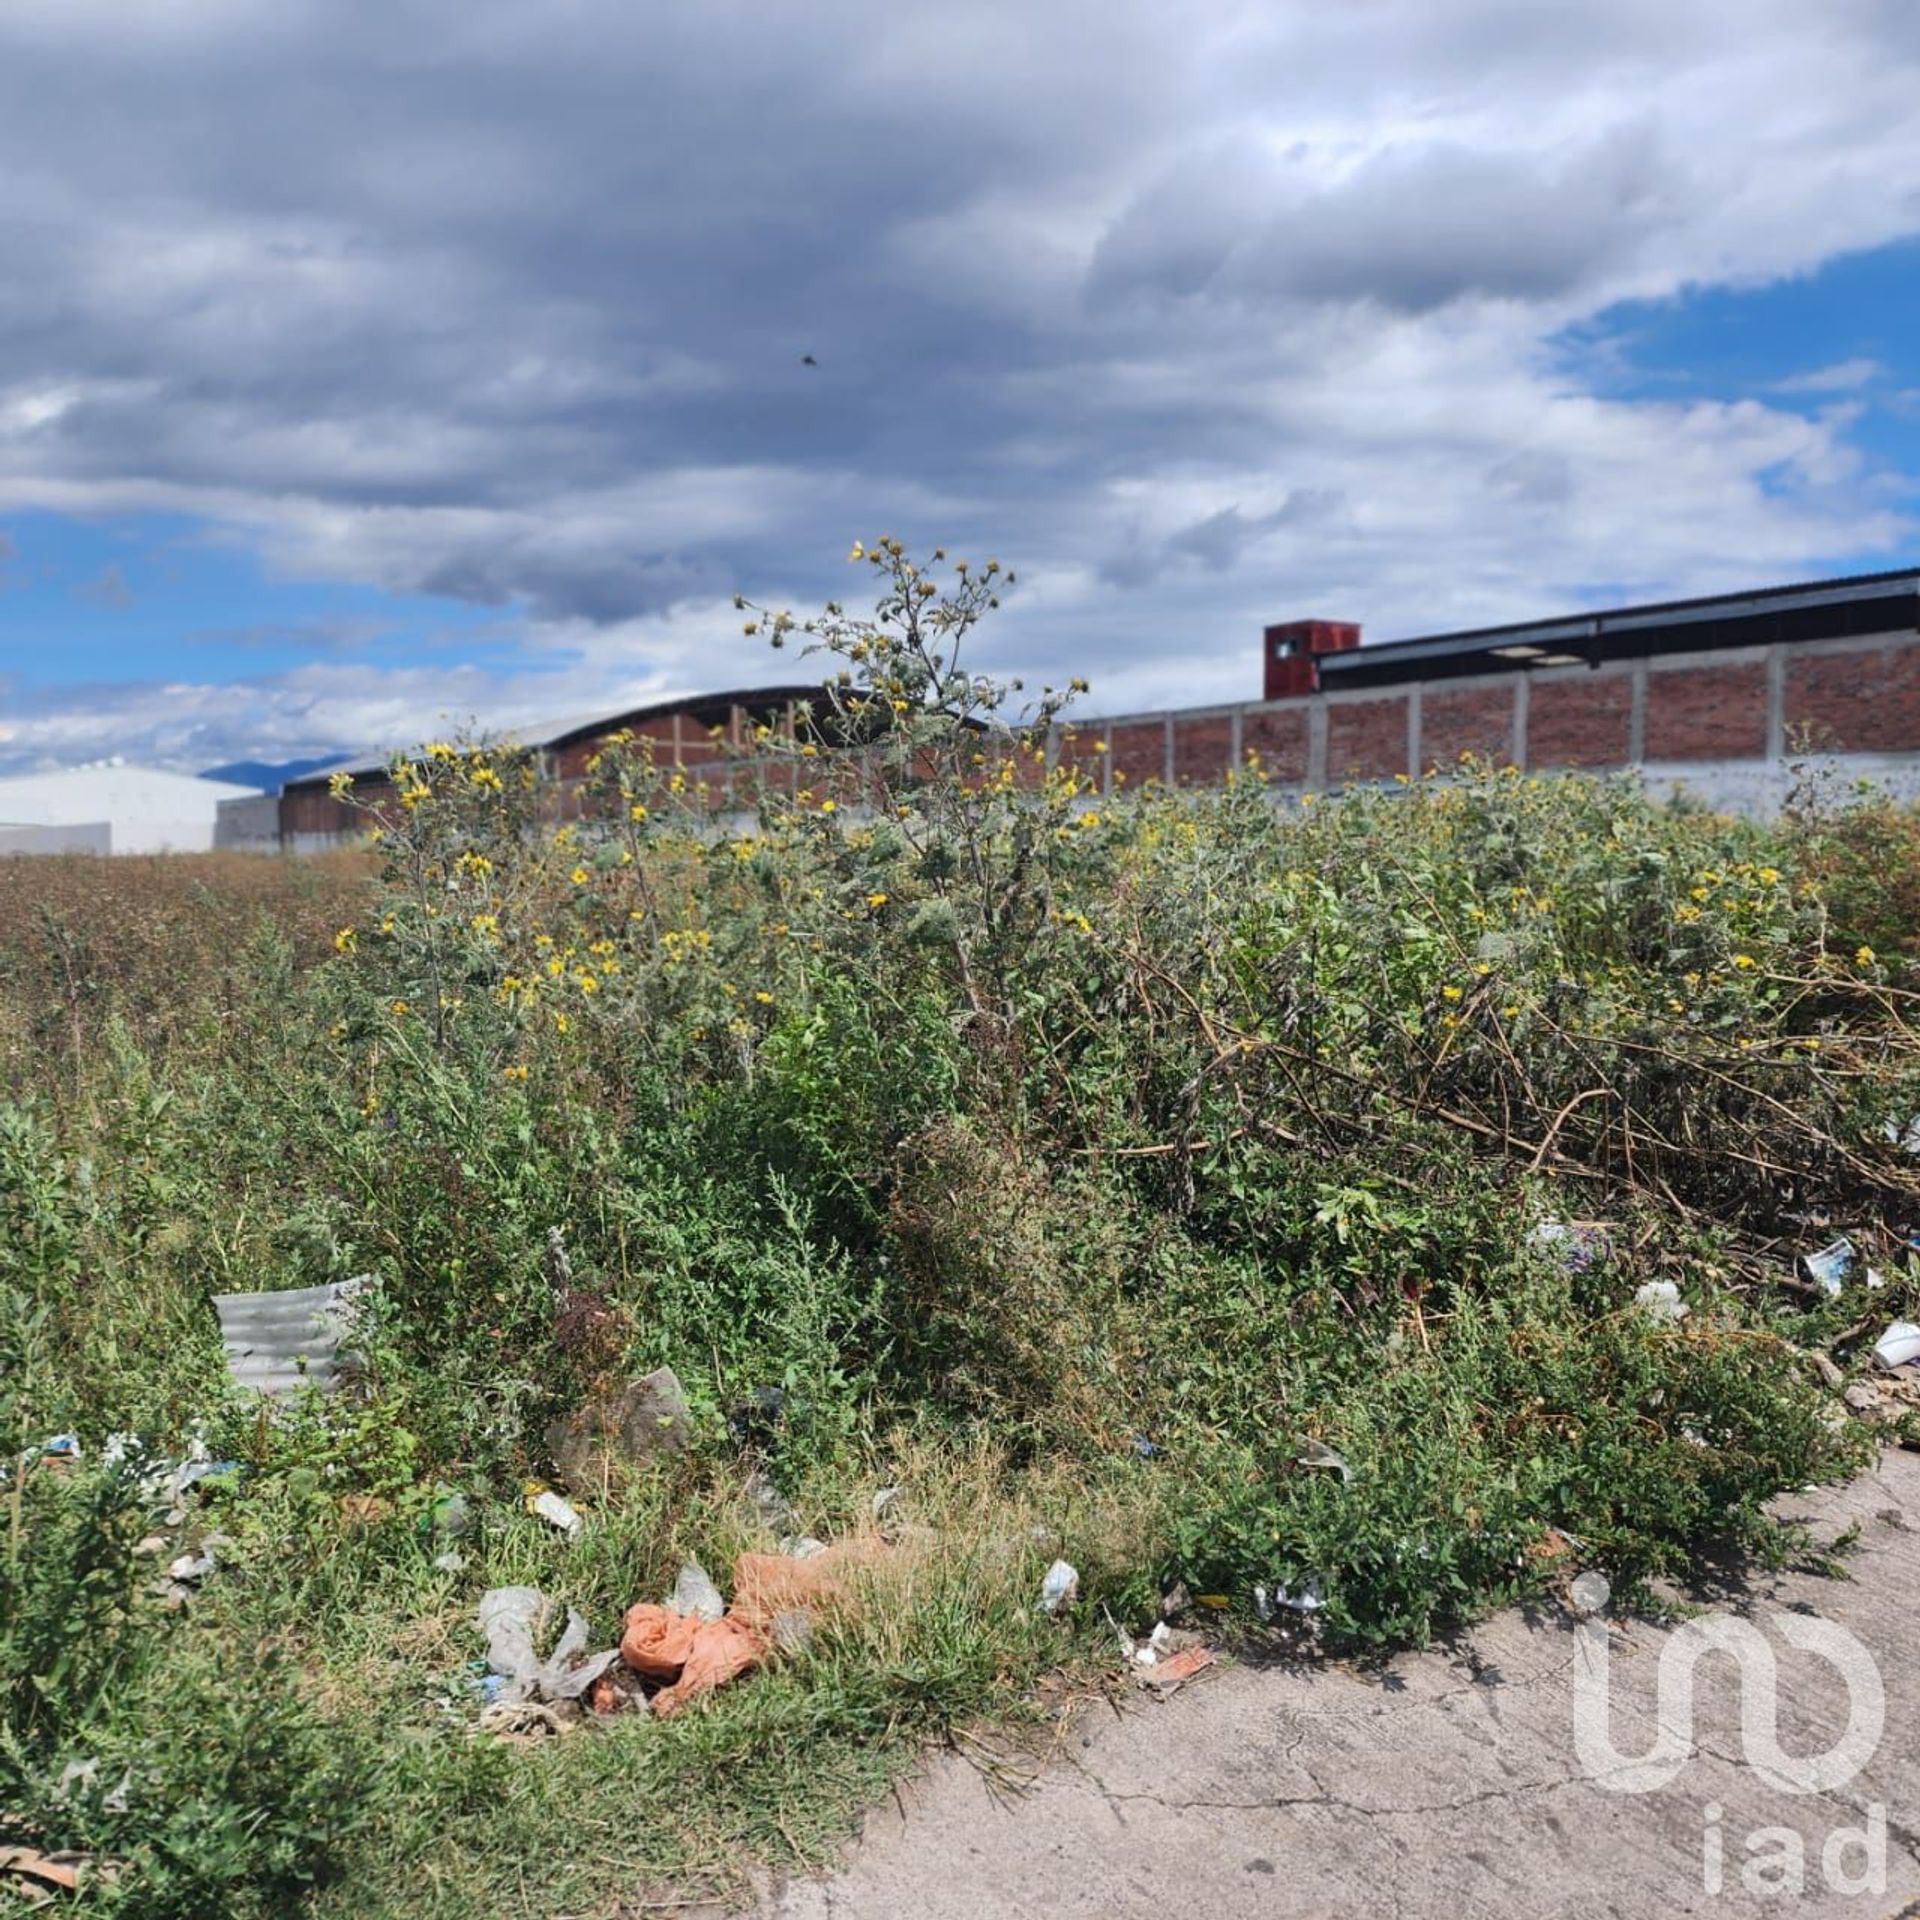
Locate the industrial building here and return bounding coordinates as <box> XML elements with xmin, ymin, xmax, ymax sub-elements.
<box><xmin>0</xmin><ymin>761</ymin><xmax>264</xmax><ymax>855</ymax></box>
<box><xmin>1064</xmin><ymin>566</ymin><xmax>1920</xmax><ymax>815</ymax></box>
<box><xmin>264</xmin><ymin>686</ymin><xmax>836</xmax><ymax>851</ymax></box>
<box><xmin>237</xmin><ymin>567</ymin><xmax>1920</xmax><ymax>848</ymax></box>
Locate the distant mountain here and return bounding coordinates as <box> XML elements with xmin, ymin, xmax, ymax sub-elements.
<box><xmin>199</xmin><ymin>755</ymin><xmax>340</xmax><ymax>795</ymax></box>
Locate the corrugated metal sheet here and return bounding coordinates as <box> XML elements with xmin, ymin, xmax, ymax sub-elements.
<box><xmin>213</xmin><ymin>1277</ymin><xmax>372</xmax><ymax>1395</ymax></box>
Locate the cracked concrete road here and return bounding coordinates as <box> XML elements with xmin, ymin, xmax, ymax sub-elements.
<box><xmin>754</xmin><ymin>1449</ymin><xmax>1920</xmax><ymax>1919</ymax></box>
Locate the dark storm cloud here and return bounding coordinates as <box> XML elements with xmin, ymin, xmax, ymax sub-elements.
<box><xmin>0</xmin><ymin>0</ymin><xmax>1919</xmax><ymax>771</ymax></box>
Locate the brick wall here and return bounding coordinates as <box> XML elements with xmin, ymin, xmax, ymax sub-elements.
<box><xmin>1785</xmin><ymin>640</ymin><xmax>1920</xmax><ymax>753</ymax></box>
<box><xmin>1327</xmin><ymin>696</ymin><xmax>1409</xmax><ymax>780</ymax></box>
<box><xmin>1242</xmin><ymin>705</ymin><xmax>1310</xmax><ymax>781</ymax></box>
<box><xmin>1420</xmin><ymin>683</ymin><xmax>1514</xmax><ymax>770</ymax></box>
<box><xmin>1173</xmin><ymin>714</ymin><xmax>1235</xmax><ymax>785</ymax></box>
<box><xmin>1526</xmin><ymin>670</ymin><xmax>1633</xmax><ymax>769</ymax></box>
<box><xmin>1645</xmin><ymin>660</ymin><xmax>1768</xmax><ymax>760</ymax></box>
<box><xmin>280</xmin><ymin>629</ymin><xmax>1920</xmax><ymax>843</ymax></box>
<box><xmin>1107</xmin><ymin>719</ymin><xmax>1167</xmax><ymax>789</ymax></box>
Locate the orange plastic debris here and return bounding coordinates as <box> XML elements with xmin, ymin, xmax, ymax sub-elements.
<box><xmin>618</xmin><ymin>1605</ymin><xmax>705</xmax><ymax>1680</ymax></box>
<box><xmin>619</xmin><ymin>1605</ymin><xmax>768</xmax><ymax>1716</ymax></box>
<box><xmin>729</xmin><ymin>1539</ymin><xmax>878</xmax><ymax>1628</ymax></box>
<box><xmin>618</xmin><ymin>1539</ymin><xmax>884</xmax><ymax>1716</ymax></box>
<box><xmin>651</xmin><ymin>1614</ymin><xmax>768</xmax><ymax>1715</ymax></box>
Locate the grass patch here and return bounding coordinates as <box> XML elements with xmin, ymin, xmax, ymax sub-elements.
<box><xmin>2</xmin><ymin>545</ymin><xmax>1915</xmax><ymax>1913</ymax></box>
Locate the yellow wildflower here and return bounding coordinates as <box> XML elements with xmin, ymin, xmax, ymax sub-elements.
<box><xmin>333</xmin><ymin>926</ymin><xmax>357</xmax><ymax>954</ymax></box>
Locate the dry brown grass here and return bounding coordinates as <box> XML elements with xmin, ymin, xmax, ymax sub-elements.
<box><xmin>0</xmin><ymin>849</ymin><xmax>374</xmax><ymax>1099</ymax></box>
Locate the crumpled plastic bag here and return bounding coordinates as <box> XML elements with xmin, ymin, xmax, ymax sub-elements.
<box><xmin>479</xmin><ymin>1586</ymin><xmax>620</xmax><ymax>1706</ymax></box>
<box><xmin>730</xmin><ymin>1539</ymin><xmax>878</xmax><ymax>1627</ymax></box>
<box><xmin>618</xmin><ymin>1539</ymin><xmax>881</xmax><ymax>1715</ymax></box>
<box><xmin>619</xmin><ymin>1606</ymin><xmax>766</xmax><ymax>1715</ymax></box>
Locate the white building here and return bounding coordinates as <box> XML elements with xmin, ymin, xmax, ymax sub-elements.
<box><xmin>0</xmin><ymin>761</ymin><xmax>264</xmax><ymax>855</ymax></box>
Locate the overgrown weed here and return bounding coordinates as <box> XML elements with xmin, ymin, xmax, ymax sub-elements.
<box><xmin>1</xmin><ymin>544</ymin><xmax>1915</xmax><ymax>1913</ymax></box>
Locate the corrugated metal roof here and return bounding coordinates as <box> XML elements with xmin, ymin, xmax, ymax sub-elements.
<box><xmin>213</xmin><ymin>1277</ymin><xmax>372</xmax><ymax>1395</ymax></box>
<box><xmin>282</xmin><ymin>685</ymin><xmax>831</xmax><ymax>790</ymax></box>
<box><xmin>1319</xmin><ymin>567</ymin><xmax>1920</xmax><ymax>687</ymax></box>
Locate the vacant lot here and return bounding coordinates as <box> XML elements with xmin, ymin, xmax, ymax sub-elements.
<box><xmin>6</xmin><ymin>559</ymin><xmax>1920</xmax><ymax>1917</ymax></box>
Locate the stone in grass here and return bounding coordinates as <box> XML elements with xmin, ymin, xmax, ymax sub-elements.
<box><xmin>547</xmin><ymin>1366</ymin><xmax>694</xmax><ymax>1493</ymax></box>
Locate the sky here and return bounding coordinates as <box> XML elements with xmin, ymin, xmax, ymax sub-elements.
<box><xmin>2</xmin><ymin>0</ymin><xmax>1920</xmax><ymax>777</ymax></box>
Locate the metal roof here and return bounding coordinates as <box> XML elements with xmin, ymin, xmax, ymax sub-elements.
<box><xmin>282</xmin><ymin>684</ymin><xmax>832</xmax><ymax>790</ymax></box>
<box><xmin>1319</xmin><ymin>567</ymin><xmax>1920</xmax><ymax>690</ymax></box>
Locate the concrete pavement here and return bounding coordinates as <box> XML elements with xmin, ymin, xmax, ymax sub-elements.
<box><xmin>756</xmin><ymin>1449</ymin><xmax>1920</xmax><ymax>1919</ymax></box>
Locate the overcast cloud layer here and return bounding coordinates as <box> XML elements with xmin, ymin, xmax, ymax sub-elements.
<box><xmin>3</xmin><ymin>0</ymin><xmax>1920</xmax><ymax>772</ymax></box>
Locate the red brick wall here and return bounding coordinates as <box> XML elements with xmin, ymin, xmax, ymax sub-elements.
<box><xmin>1526</xmin><ymin>671</ymin><xmax>1631</xmax><ymax>770</ymax></box>
<box><xmin>1108</xmin><ymin>720</ymin><xmax>1167</xmax><ymax>789</ymax></box>
<box><xmin>1786</xmin><ymin>642</ymin><xmax>1920</xmax><ymax>753</ymax></box>
<box><xmin>1173</xmin><ymin>715</ymin><xmax>1234</xmax><ymax>785</ymax></box>
<box><xmin>1420</xmin><ymin>683</ymin><xmax>1513</xmax><ymax>771</ymax></box>
<box><xmin>1644</xmin><ymin>661</ymin><xmax>1767</xmax><ymax>761</ymax></box>
<box><xmin>1326</xmin><ymin>697</ymin><xmax>1408</xmax><ymax>780</ymax></box>
<box><xmin>1242</xmin><ymin>706</ymin><xmax>1309</xmax><ymax>782</ymax></box>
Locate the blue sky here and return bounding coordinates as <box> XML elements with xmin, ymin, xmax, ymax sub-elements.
<box><xmin>1566</xmin><ymin>238</ymin><xmax>1920</xmax><ymax>487</ymax></box>
<box><xmin>2</xmin><ymin>0</ymin><xmax>1918</xmax><ymax>775</ymax></box>
<box><xmin>1</xmin><ymin>509</ymin><xmax>524</xmax><ymax>690</ymax></box>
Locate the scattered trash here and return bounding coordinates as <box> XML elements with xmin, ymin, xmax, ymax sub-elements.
<box><xmin>1634</xmin><ymin>1279</ymin><xmax>1689</xmax><ymax>1323</ymax></box>
<box><xmin>433</xmin><ymin>1549</ymin><xmax>468</xmax><ymax>1574</ymax></box>
<box><xmin>871</xmin><ymin>1485</ymin><xmax>902</xmax><ymax>1521</ymax></box>
<box><xmin>1138</xmin><ymin>1645</ymin><xmax>1215</xmax><ymax>1695</ymax></box>
<box><xmin>213</xmin><ymin>1275</ymin><xmax>373</xmax><ymax>1395</ymax></box>
<box><xmin>1868</xmin><ymin>1268</ymin><xmax>1888</xmax><ymax>1291</ymax></box>
<box><xmin>1253</xmin><ymin>1576</ymin><xmax>1325</xmax><ymax>1620</ymax></box>
<box><xmin>1295</xmin><ymin>1438</ymin><xmax>1352</xmax><ymax>1483</ymax></box>
<box><xmin>667</xmin><ymin>1561</ymin><xmax>726</xmax><ymax>1623</ymax></box>
<box><xmin>547</xmin><ymin>1366</ymin><xmax>693</xmax><ymax>1491</ymax></box>
<box><xmin>1038</xmin><ymin>1559</ymin><xmax>1079</xmax><ymax>1616</ymax></box>
<box><xmin>166</xmin><ymin>1544</ymin><xmax>219</xmax><ymax>1584</ymax></box>
<box><xmin>621</xmin><ymin>1608</ymin><xmax>767</xmax><ymax>1716</ymax></box>
<box><xmin>587</xmin><ymin>1665</ymin><xmax>650</xmax><ymax>1717</ymax></box>
<box><xmin>478</xmin><ymin>1699</ymin><xmax>579</xmax><ymax>1740</ymax></box>
<box><xmin>41</xmin><ymin>1433</ymin><xmax>82</xmax><ymax>1464</ymax></box>
<box><xmin>477</xmin><ymin>1586</ymin><xmax>620</xmax><ymax>1710</ymax></box>
<box><xmin>1130</xmin><ymin>1434</ymin><xmax>1157</xmax><ymax>1458</ymax></box>
<box><xmin>0</xmin><ymin>1847</ymin><xmax>84</xmax><ymax>1896</ymax></box>
<box><xmin>1798</xmin><ymin>1236</ymin><xmax>1858</xmax><ymax>1295</ymax></box>
<box><xmin>51</xmin><ymin>1758</ymin><xmax>128</xmax><ymax>1816</ymax></box>
<box><xmin>523</xmin><ymin>1484</ymin><xmax>582</xmax><ymax>1537</ymax></box>
<box><xmin>1883</xmin><ymin>1115</ymin><xmax>1920</xmax><ymax>1155</ymax></box>
<box><xmin>1872</xmin><ymin>1321</ymin><xmax>1920</xmax><ymax>1371</ymax></box>
<box><xmin>1159</xmin><ymin>1580</ymin><xmax>1191</xmax><ymax>1620</ymax></box>
<box><xmin>428</xmin><ymin>1487</ymin><xmax>472</xmax><ymax>1537</ymax></box>
<box><xmin>617</xmin><ymin>1539</ymin><xmax>879</xmax><ymax>1717</ymax></box>
<box><xmin>778</xmin><ymin>1534</ymin><xmax>827</xmax><ymax>1560</ymax></box>
<box><xmin>1528</xmin><ymin>1220</ymin><xmax>1613</xmax><ymax>1271</ymax></box>
<box><xmin>731</xmin><ymin>1539</ymin><xmax>879</xmax><ymax>1623</ymax></box>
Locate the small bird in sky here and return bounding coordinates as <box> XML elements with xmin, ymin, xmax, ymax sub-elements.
<box><xmin>800</xmin><ymin>353</ymin><xmax>818</xmax><ymax>367</ymax></box>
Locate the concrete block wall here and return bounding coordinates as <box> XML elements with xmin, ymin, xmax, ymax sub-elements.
<box><xmin>1057</xmin><ymin>626</ymin><xmax>1920</xmax><ymax>814</ymax></box>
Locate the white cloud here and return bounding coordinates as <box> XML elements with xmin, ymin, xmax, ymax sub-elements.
<box><xmin>1771</xmin><ymin>357</ymin><xmax>1886</xmax><ymax>394</ymax></box>
<box><xmin>0</xmin><ymin>0</ymin><xmax>1917</xmax><ymax>770</ymax></box>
